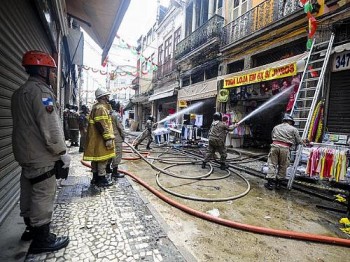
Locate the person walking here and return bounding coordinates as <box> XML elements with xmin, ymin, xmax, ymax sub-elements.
<box><xmin>106</xmin><ymin>99</ymin><xmax>125</xmax><ymax>179</ymax></box>
<box><xmin>202</xmin><ymin>112</ymin><xmax>235</xmax><ymax>170</ymax></box>
<box><xmin>265</xmin><ymin>114</ymin><xmax>306</xmax><ymax>190</ymax></box>
<box><xmin>83</xmin><ymin>87</ymin><xmax>115</xmax><ymax>187</ymax></box>
<box><xmin>68</xmin><ymin>105</ymin><xmax>80</xmax><ymax>147</ymax></box>
<box><xmin>78</xmin><ymin>105</ymin><xmax>89</xmax><ymax>153</ymax></box>
<box><xmin>134</xmin><ymin>115</ymin><xmax>157</xmax><ymax>150</ymax></box>
<box><xmin>11</xmin><ymin>50</ymin><xmax>70</xmax><ymax>254</ymax></box>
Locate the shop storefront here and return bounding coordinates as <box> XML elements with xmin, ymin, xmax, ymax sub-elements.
<box><xmin>221</xmin><ymin>53</ymin><xmax>307</xmax><ymax>148</ymax></box>
<box><xmin>177</xmin><ymin>78</ymin><xmax>217</xmax><ymax>135</ymax></box>
<box><xmin>325</xmin><ymin>44</ymin><xmax>350</xmax><ymax>142</ymax></box>
<box><xmin>149</xmin><ymin>83</ymin><xmax>178</xmax><ymax>123</ymax></box>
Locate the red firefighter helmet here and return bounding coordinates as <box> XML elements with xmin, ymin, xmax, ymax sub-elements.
<box><xmin>22</xmin><ymin>50</ymin><xmax>57</xmax><ymax>68</ymax></box>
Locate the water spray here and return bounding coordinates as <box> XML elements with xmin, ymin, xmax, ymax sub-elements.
<box><xmin>157</xmin><ymin>101</ymin><xmax>204</xmax><ymax>125</ymax></box>
<box><xmin>236</xmin><ymin>85</ymin><xmax>294</xmax><ymax>126</ymax></box>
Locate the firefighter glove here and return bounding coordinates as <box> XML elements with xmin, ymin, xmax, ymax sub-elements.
<box><xmin>105</xmin><ymin>140</ymin><xmax>113</xmax><ymax>150</ymax></box>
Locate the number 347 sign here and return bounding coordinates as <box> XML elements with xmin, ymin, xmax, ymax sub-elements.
<box><xmin>332</xmin><ymin>50</ymin><xmax>350</xmax><ymax>72</ymax></box>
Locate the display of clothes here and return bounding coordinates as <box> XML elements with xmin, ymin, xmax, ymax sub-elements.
<box><xmin>231</xmin><ymin>125</ymin><xmax>251</xmax><ymax>137</ymax></box>
<box><xmin>181</xmin><ymin>125</ymin><xmax>202</xmax><ymax>140</ymax></box>
<box><xmin>305</xmin><ymin>147</ymin><xmax>348</xmax><ymax>182</ymax></box>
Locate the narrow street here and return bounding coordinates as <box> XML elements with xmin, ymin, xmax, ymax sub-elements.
<box><xmin>1</xmin><ymin>136</ymin><xmax>350</xmax><ymax>261</ymax></box>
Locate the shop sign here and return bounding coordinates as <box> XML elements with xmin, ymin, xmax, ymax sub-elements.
<box><xmin>224</xmin><ymin>62</ymin><xmax>297</xmax><ymax>88</ymax></box>
<box><xmin>332</xmin><ymin>50</ymin><xmax>350</xmax><ymax>72</ymax></box>
<box><xmin>178</xmin><ymin>100</ymin><xmax>187</xmax><ymax>107</ymax></box>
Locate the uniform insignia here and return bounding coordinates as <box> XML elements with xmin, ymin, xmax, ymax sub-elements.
<box><xmin>42</xmin><ymin>97</ymin><xmax>54</xmax><ymax>106</ymax></box>
<box><xmin>46</xmin><ymin>105</ymin><xmax>54</xmax><ymax>113</ymax></box>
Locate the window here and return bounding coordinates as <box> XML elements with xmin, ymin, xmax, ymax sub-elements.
<box><xmin>174</xmin><ymin>27</ymin><xmax>181</xmax><ymax>50</ymax></box>
<box><xmin>158</xmin><ymin>44</ymin><xmax>163</xmax><ymax>65</ymax></box>
<box><xmin>164</xmin><ymin>36</ymin><xmax>172</xmax><ymax>62</ymax></box>
<box><xmin>230</xmin><ymin>0</ymin><xmax>249</xmax><ymax>21</ymax></box>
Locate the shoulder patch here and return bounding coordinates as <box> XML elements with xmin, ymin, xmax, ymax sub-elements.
<box><xmin>42</xmin><ymin>97</ymin><xmax>54</xmax><ymax>106</ymax></box>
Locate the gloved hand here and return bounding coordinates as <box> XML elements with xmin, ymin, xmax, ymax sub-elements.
<box><xmin>105</xmin><ymin>140</ymin><xmax>113</xmax><ymax>150</ymax></box>
<box><xmin>60</xmin><ymin>153</ymin><xmax>71</xmax><ymax>168</ymax></box>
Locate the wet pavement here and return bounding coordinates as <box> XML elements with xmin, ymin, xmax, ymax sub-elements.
<box><xmin>0</xmin><ymin>145</ymin><xmax>192</xmax><ymax>262</ymax></box>
<box><xmin>1</xmin><ymin>137</ymin><xmax>350</xmax><ymax>262</ymax></box>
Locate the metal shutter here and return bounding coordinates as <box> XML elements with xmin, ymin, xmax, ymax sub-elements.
<box><xmin>326</xmin><ymin>70</ymin><xmax>350</xmax><ymax>134</ymax></box>
<box><xmin>0</xmin><ymin>0</ymin><xmax>51</xmax><ymax>224</ymax></box>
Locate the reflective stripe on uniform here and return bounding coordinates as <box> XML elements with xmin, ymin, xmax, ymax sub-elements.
<box><xmin>83</xmin><ymin>152</ymin><xmax>116</xmax><ymax>161</ymax></box>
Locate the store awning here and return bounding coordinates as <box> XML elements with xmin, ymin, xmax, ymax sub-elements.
<box><xmin>123</xmin><ymin>101</ymin><xmax>134</xmax><ymax>111</ymax></box>
<box><xmin>219</xmin><ymin>52</ymin><xmax>308</xmax><ymax>88</ymax></box>
<box><xmin>66</xmin><ymin>0</ymin><xmax>130</xmax><ymax>64</ymax></box>
<box><xmin>131</xmin><ymin>95</ymin><xmax>149</xmax><ymax>103</ymax></box>
<box><xmin>67</xmin><ymin>28</ymin><xmax>84</xmax><ymax>65</ymax></box>
<box><xmin>149</xmin><ymin>83</ymin><xmax>178</xmax><ymax>101</ymax></box>
<box><xmin>178</xmin><ymin>79</ymin><xmax>217</xmax><ymax>101</ymax></box>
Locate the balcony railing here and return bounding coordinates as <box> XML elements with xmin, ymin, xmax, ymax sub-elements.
<box><xmin>175</xmin><ymin>14</ymin><xmax>224</xmax><ymax>60</ymax></box>
<box><xmin>222</xmin><ymin>0</ymin><xmax>301</xmax><ymax>48</ymax></box>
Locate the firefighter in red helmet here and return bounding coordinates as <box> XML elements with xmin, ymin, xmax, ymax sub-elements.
<box><xmin>11</xmin><ymin>50</ymin><xmax>70</xmax><ymax>254</ymax></box>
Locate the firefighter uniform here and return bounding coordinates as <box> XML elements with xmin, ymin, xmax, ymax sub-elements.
<box><xmin>266</xmin><ymin>121</ymin><xmax>302</xmax><ymax>187</ymax></box>
<box><xmin>68</xmin><ymin>106</ymin><xmax>80</xmax><ymax>146</ymax></box>
<box><xmin>203</xmin><ymin>118</ymin><xmax>235</xmax><ymax>170</ymax></box>
<box><xmin>78</xmin><ymin>106</ymin><xmax>89</xmax><ymax>152</ymax></box>
<box><xmin>111</xmin><ymin>111</ymin><xmax>125</xmax><ymax>168</ymax></box>
<box><xmin>83</xmin><ymin>102</ymin><xmax>115</xmax><ymax>177</ymax></box>
<box><xmin>11</xmin><ymin>76</ymin><xmax>66</xmax><ymax>227</ymax></box>
<box><xmin>134</xmin><ymin>117</ymin><xmax>156</xmax><ymax>150</ymax></box>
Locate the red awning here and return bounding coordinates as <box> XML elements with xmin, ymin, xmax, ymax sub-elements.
<box><xmin>66</xmin><ymin>0</ymin><xmax>130</xmax><ymax>64</ymax></box>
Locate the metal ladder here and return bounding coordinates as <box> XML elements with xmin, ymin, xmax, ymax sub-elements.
<box><xmin>287</xmin><ymin>33</ymin><xmax>335</xmax><ymax>190</ymax></box>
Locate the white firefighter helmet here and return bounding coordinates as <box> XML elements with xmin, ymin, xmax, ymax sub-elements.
<box><xmin>95</xmin><ymin>87</ymin><xmax>110</xmax><ymax>99</ymax></box>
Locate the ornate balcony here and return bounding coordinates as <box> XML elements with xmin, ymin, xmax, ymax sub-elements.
<box><xmin>175</xmin><ymin>14</ymin><xmax>224</xmax><ymax>60</ymax></box>
<box><xmin>222</xmin><ymin>0</ymin><xmax>301</xmax><ymax>48</ymax></box>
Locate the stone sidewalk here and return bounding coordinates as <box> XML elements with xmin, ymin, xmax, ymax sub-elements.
<box><xmin>1</xmin><ymin>146</ymin><xmax>190</xmax><ymax>262</ymax></box>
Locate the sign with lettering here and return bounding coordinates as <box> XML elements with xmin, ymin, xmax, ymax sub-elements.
<box><xmin>332</xmin><ymin>50</ymin><xmax>350</xmax><ymax>72</ymax></box>
<box><xmin>224</xmin><ymin>62</ymin><xmax>297</xmax><ymax>88</ymax></box>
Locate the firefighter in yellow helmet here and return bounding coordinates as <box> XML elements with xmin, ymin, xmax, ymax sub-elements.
<box><xmin>83</xmin><ymin>87</ymin><xmax>115</xmax><ymax>187</ymax></box>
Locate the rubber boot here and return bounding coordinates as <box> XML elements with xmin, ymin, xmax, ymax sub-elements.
<box><xmin>28</xmin><ymin>223</ymin><xmax>69</xmax><ymax>254</ymax></box>
<box><xmin>111</xmin><ymin>166</ymin><xmax>125</xmax><ymax>179</ymax></box>
<box><xmin>91</xmin><ymin>172</ymin><xmax>98</xmax><ymax>185</ymax></box>
<box><xmin>134</xmin><ymin>144</ymin><xmax>139</xmax><ymax>150</ymax></box>
<box><xmin>275</xmin><ymin>179</ymin><xmax>282</xmax><ymax>190</ymax></box>
<box><xmin>105</xmin><ymin>162</ymin><xmax>112</xmax><ymax>173</ymax></box>
<box><xmin>220</xmin><ymin>163</ymin><xmax>227</xmax><ymax>170</ymax></box>
<box><xmin>146</xmin><ymin>141</ymin><xmax>152</xmax><ymax>150</ymax></box>
<box><xmin>96</xmin><ymin>175</ymin><xmax>113</xmax><ymax>187</ymax></box>
<box><xmin>201</xmin><ymin>162</ymin><xmax>206</xmax><ymax>169</ymax></box>
<box><xmin>21</xmin><ymin>217</ymin><xmax>34</xmax><ymax>241</ymax></box>
<box><xmin>264</xmin><ymin>179</ymin><xmax>275</xmax><ymax>190</ymax></box>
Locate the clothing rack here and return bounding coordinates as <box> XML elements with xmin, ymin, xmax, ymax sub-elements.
<box><xmin>306</xmin><ymin>142</ymin><xmax>350</xmax><ymax>218</ymax></box>
<box><xmin>309</xmin><ymin>142</ymin><xmax>350</xmax><ymax>149</ymax></box>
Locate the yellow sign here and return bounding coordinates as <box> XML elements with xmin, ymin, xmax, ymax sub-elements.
<box><xmin>224</xmin><ymin>62</ymin><xmax>297</xmax><ymax>88</ymax></box>
<box><xmin>178</xmin><ymin>100</ymin><xmax>187</xmax><ymax>107</ymax></box>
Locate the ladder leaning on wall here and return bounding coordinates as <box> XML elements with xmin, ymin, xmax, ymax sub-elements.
<box><xmin>287</xmin><ymin>33</ymin><xmax>335</xmax><ymax>190</ymax></box>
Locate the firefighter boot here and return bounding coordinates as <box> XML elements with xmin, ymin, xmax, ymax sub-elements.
<box><xmin>111</xmin><ymin>166</ymin><xmax>125</xmax><ymax>179</ymax></box>
<box><xmin>96</xmin><ymin>175</ymin><xmax>113</xmax><ymax>187</ymax></box>
<box><xmin>146</xmin><ymin>141</ymin><xmax>152</xmax><ymax>150</ymax></box>
<box><xmin>21</xmin><ymin>217</ymin><xmax>34</xmax><ymax>241</ymax></box>
<box><xmin>134</xmin><ymin>144</ymin><xmax>139</xmax><ymax>150</ymax></box>
<box><xmin>275</xmin><ymin>179</ymin><xmax>282</xmax><ymax>190</ymax></box>
<box><xmin>105</xmin><ymin>162</ymin><xmax>112</xmax><ymax>173</ymax></box>
<box><xmin>201</xmin><ymin>162</ymin><xmax>206</xmax><ymax>169</ymax></box>
<box><xmin>91</xmin><ymin>172</ymin><xmax>98</xmax><ymax>185</ymax></box>
<box><xmin>264</xmin><ymin>179</ymin><xmax>275</xmax><ymax>190</ymax></box>
<box><xmin>28</xmin><ymin>223</ymin><xmax>69</xmax><ymax>254</ymax></box>
<box><xmin>220</xmin><ymin>163</ymin><xmax>227</xmax><ymax>170</ymax></box>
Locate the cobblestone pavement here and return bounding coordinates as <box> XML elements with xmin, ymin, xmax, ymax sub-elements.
<box><xmin>24</xmin><ymin>147</ymin><xmax>187</xmax><ymax>262</ymax></box>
